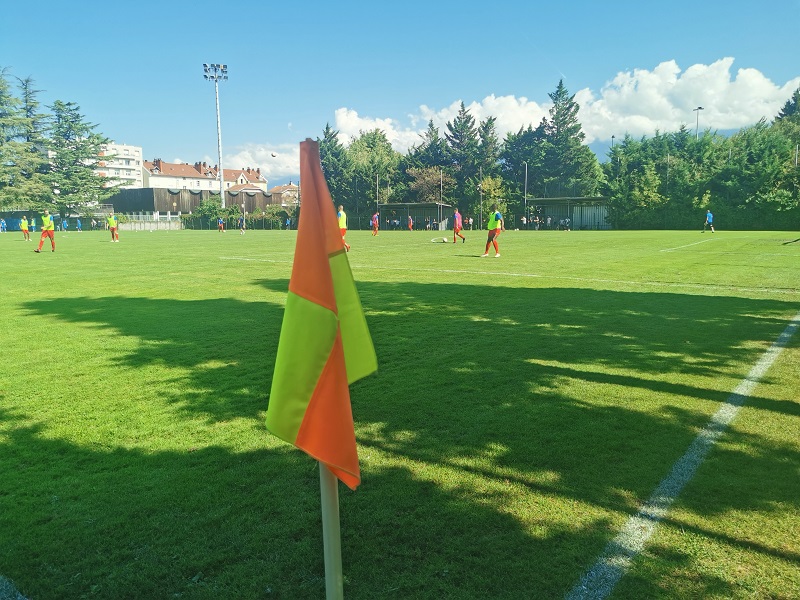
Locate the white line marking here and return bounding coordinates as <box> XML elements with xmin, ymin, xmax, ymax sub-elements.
<box><xmin>219</xmin><ymin>256</ymin><xmax>800</xmax><ymax>296</ymax></box>
<box><xmin>565</xmin><ymin>310</ymin><xmax>800</xmax><ymax>600</ymax></box>
<box><xmin>660</xmin><ymin>239</ymin><xmax>715</xmax><ymax>252</ymax></box>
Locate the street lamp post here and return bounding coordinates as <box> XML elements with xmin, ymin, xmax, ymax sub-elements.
<box><xmin>203</xmin><ymin>63</ymin><xmax>228</xmax><ymax>208</ymax></box>
<box><xmin>523</xmin><ymin>161</ymin><xmax>528</xmax><ymax>229</ymax></box>
<box><xmin>693</xmin><ymin>106</ymin><xmax>704</xmax><ymax>140</ymax></box>
<box><xmin>439</xmin><ymin>168</ymin><xmax>443</xmax><ymax>227</ymax></box>
<box><xmin>478</xmin><ymin>166</ymin><xmax>483</xmax><ymax>229</ymax></box>
<box><xmin>611</xmin><ymin>135</ymin><xmax>615</xmax><ymax>149</ymax></box>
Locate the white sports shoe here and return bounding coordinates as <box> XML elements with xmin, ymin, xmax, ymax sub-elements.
<box><xmin>494</xmin><ymin>253</ymin><xmax>501</xmax><ymax>258</ymax></box>
<box><xmin>481</xmin><ymin>253</ymin><xmax>489</xmax><ymax>257</ymax></box>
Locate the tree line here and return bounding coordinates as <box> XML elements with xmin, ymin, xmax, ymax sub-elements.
<box><xmin>3</xmin><ymin>64</ymin><xmax>799</xmax><ymax>229</ymax></box>
<box><xmin>0</xmin><ymin>68</ymin><xmax>113</xmax><ymax>217</ymax></box>
<box><xmin>320</xmin><ymin>83</ymin><xmax>800</xmax><ymax>230</ymax></box>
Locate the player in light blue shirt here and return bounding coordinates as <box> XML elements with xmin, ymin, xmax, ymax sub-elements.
<box><xmin>702</xmin><ymin>210</ymin><xmax>715</xmax><ymax>233</ymax></box>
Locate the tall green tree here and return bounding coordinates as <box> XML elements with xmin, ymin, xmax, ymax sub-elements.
<box><xmin>445</xmin><ymin>102</ymin><xmax>480</xmax><ymax>207</ymax></box>
<box><xmin>407</xmin><ymin>166</ymin><xmax>453</xmax><ymax>203</ymax></box>
<box><xmin>776</xmin><ymin>86</ymin><xmax>800</xmax><ymax>122</ymax></box>
<box><xmin>408</xmin><ymin>120</ymin><xmax>448</xmax><ymax>168</ymax></box>
<box><xmin>17</xmin><ymin>76</ymin><xmax>48</xmax><ymax>143</ymax></box>
<box><xmin>318</xmin><ymin>123</ymin><xmax>351</xmax><ymax>207</ymax></box>
<box><xmin>46</xmin><ymin>100</ymin><xmax>112</xmax><ymax>215</ymax></box>
<box><xmin>0</xmin><ymin>69</ymin><xmax>49</xmax><ymax>207</ymax></box>
<box><xmin>346</xmin><ymin>129</ymin><xmax>400</xmax><ymax>224</ymax></box>
<box><xmin>542</xmin><ymin>80</ymin><xmax>601</xmax><ymax>197</ymax></box>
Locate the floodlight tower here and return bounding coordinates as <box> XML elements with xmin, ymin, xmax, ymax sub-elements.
<box><xmin>693</xmin><ymin>106</ymin><xmax>704</xmax><ymax>141</ymax></box>
<box><xmin>203</xmin><ymin>63</ymin><xmax>228</xmax><ymax>208</ymax></box>
<box><xmin>523</xmin><ymin>161</ymin><xmax>528</xmax><ymax>226</ymax></box>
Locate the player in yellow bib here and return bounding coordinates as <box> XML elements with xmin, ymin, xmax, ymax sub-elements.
<box><xmin>34</xmin><ymin>210</ymin><xmax>56</xmax><ymax>252</ymax></box>
<box><xmin>481</xmin><ymin>203</ymin><xmax>505</xmax><ymax>258</ymax></box>
<box><xmin>20</xmin><ymin>216</ymin><xmax>30</xmax><ymax>241</ymax></box>
<box><xmin>107</xmin><ymin>212</ymin><xmax>119</xmax><ymax>242</ymax></box>
<box><xmin>337</xmin><ymin>205</ymin><xmax>351</xmax><ymax>252</ymax></box>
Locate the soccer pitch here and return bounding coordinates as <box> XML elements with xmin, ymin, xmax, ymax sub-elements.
<box><xmin>1</xmin><ymin>228</ymin><xmax>798</xmax><ymax>599</ymax></box>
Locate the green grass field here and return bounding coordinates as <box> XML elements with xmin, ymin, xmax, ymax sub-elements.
<box><xmin>1</xmin><ymin>227</ymin><xmax>798</xmax><ymax>599</ymax></box>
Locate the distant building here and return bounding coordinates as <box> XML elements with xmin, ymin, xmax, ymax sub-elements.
<box><xmin>268</xmin><ymin>182</ymin><xmax>300</xmax><ymax>206</ymax></box>
<box><xmin>143</xmin><ymin>159</ymin><xmax>268</xmax><ymax>192</ymax></box>
<box><xmin>98</xmin><ymin>143</ymin><xmax>144</xmax><ymax>188</ymax></box>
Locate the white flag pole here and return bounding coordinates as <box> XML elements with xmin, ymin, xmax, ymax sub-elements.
<box><xmin>319</xmin><ymin>462</ymin><xmax>344</xmax><ymax>600</ymax></box>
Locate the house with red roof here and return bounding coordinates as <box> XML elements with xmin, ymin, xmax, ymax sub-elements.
<box><xmin>143</xmin><ymin>159</ymin><xmax>268</xmax><ymax>192</ymax></box>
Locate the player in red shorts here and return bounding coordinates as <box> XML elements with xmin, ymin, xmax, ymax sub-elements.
<box><xmin>337</xmin><ymin>205</ymin><xmax>351</xmax><ymax>251</ymax></box>
<box><xmin>34</xmin><ymin>210</ymin><xmax>56</xmax><ymax>252</ymax></box>
<box><xmin>453</xmin><ymin>208</ymin><xmax>466</xmax><ymax>243</ymax></box>
<box><xmin>371</xmin><ymin>211</ymin><xmax>379</xmax><ymax>236</ymax></box>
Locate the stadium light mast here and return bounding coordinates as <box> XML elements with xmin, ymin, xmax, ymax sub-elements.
<box><xmin>203</xmin><ymin>63</ymin><xmax>228</xmax><ymax>208</ymax></box>
<box><xmin>693</xmin><ymin>106</ymin><xmax>704</xmax><ymax>141</ymax></box>
<box><xmin>523</xmin><ymin>161</ymin><xmax>528</xmax><ymax>225</ymax></box>
<box><xmin>478</xmin><ymin>166</ymin><xmax>483</xmax><ymax>228</ymax></box>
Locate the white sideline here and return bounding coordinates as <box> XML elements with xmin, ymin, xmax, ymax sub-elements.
<box><xmin>660</xmin><ymin>238</ymin><xmax>715</xmax><ymax>251</ymax></box>
<box><xmin>565</xmin><ymin>310</ymin><xmax>800</xmax><ymax>600</ymax></box>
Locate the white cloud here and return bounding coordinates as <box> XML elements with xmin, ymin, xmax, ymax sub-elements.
<box><xmin>334</xmin><ymin>107</ymin><xmax>422</xmax><ymax>153</ymax></box>
<box><xmin>231</xmin><ymin>58</ymin><xmax>799</xmax><ymax>179</ymax></box>
<box><xmin>332</xmin><ymin>58</ymin><xmax>799</xmax><ymax>151</ymax></box>
<box><xmin>197</xmin><ymin>144</ymin><xmax>299</xmax><ymax>186</ymax></box>
<box><xmin>578</xmin><ymin>58</ymin><xmax>800</xmax><ymax>142</ymax></box>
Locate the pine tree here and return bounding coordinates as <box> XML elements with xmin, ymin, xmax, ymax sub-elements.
<box><xmin>542</xmin><ymin>80</ymin><xmax>601</xmax><ymax>197</ymax></box>
<box><xmin>776</xmin><ymin>87</ymin><xmax>800</xmax><ymax>122</ymax></box>
<box><xmin>318</xmin><ymin>123</ymin><xmax>351</xmax><ymax>207</ymax></box>
<box><xmin>0</xmin><ymin>69</ymin><xmax>49</xmax><ymax>207</ymax></box>
<box><xmin>46</xmin><ymin>100</ymin><xmax>112</xmax><ymax>215</ymax></box>
<box><xmin>445</xmin><ymin>102</ymin><xmax>480</xmax><ymax>210</ymax></box>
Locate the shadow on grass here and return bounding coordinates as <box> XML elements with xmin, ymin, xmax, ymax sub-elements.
<box><xmin>7</xmin><ymin>281</ymin><xmax>798</xmax><ymax>598</ymax></box>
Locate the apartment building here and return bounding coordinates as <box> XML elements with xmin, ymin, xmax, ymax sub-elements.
<box><xmin>98</xmin><ymin>143</ymin><xmax>144</xmax><ymax>188</ymax></box>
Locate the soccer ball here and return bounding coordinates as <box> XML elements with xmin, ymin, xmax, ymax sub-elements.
<box><xmin>271</xmin><ymin>152</ymin><xmax>277</xmax><ymax>157</ymax></box>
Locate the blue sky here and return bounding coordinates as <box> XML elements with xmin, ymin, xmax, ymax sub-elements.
<box><xmin>2</xmin><ymin>0</ymin><xmax>798</xmax><ymax>186</ymax></box>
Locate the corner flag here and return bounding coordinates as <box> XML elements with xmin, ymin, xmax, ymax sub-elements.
<box><xmin>266</xmin><ymin>139</ymin><xmax>377</xmax><ymax>490</ymax></box>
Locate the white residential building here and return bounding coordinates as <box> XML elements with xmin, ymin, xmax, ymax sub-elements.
<box><xmin>98</xmin><ymin>143</ymin><xmax>144</xmax><ymax>188</ymax></box>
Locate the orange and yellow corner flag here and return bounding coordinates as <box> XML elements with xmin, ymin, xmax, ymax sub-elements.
<box><xmin>266</xmin><ymin>139</ymin><xmax>377</xmax><ymax>490</ymax></box>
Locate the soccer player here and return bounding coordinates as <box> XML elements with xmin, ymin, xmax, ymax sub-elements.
<box><xmin>453</xmin><ymin>208</ymin><xmax>466</xmax><ymax>243</ymax></box>
<box><xmin>20</xmin><ymin>216</ymin><xmax>30</xmax><ymax>241</ymax></box>
<box><xmin>34</xmin><ymin>210</ymin><xmax>56</xmax><ymax>253</ymax></box>
<box><xmin>407</xmin><ymin>215</ymin><xmax>413</xmax><ymax>231</ymax></box>
<box><xmin>217</xmin><ymin>216</ymin><xmax>225</xmax><ymax>232</ymax></box>
<box><xmin>338</xmin><ymin>205</ymin><xmax>351</xmax><ymax>251</ymax></box>
<box><xmin>371</xmin><ymin>211</ymin><xmax>380</xmax><ymax>236</ymax></box>
<box><xmin>107</xmin><ymin>212</ymin><xmax>119</xmax><ymax>242</ymax></box>
<box><xmin>481</xmin><ymin>203</ymin><xmax>504</xmax><ymax>258</ymax></box>
<box><xmin>702</xmin><ymin>209</ymin><xmax>715</xmax><ymax>233</ymax></box>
